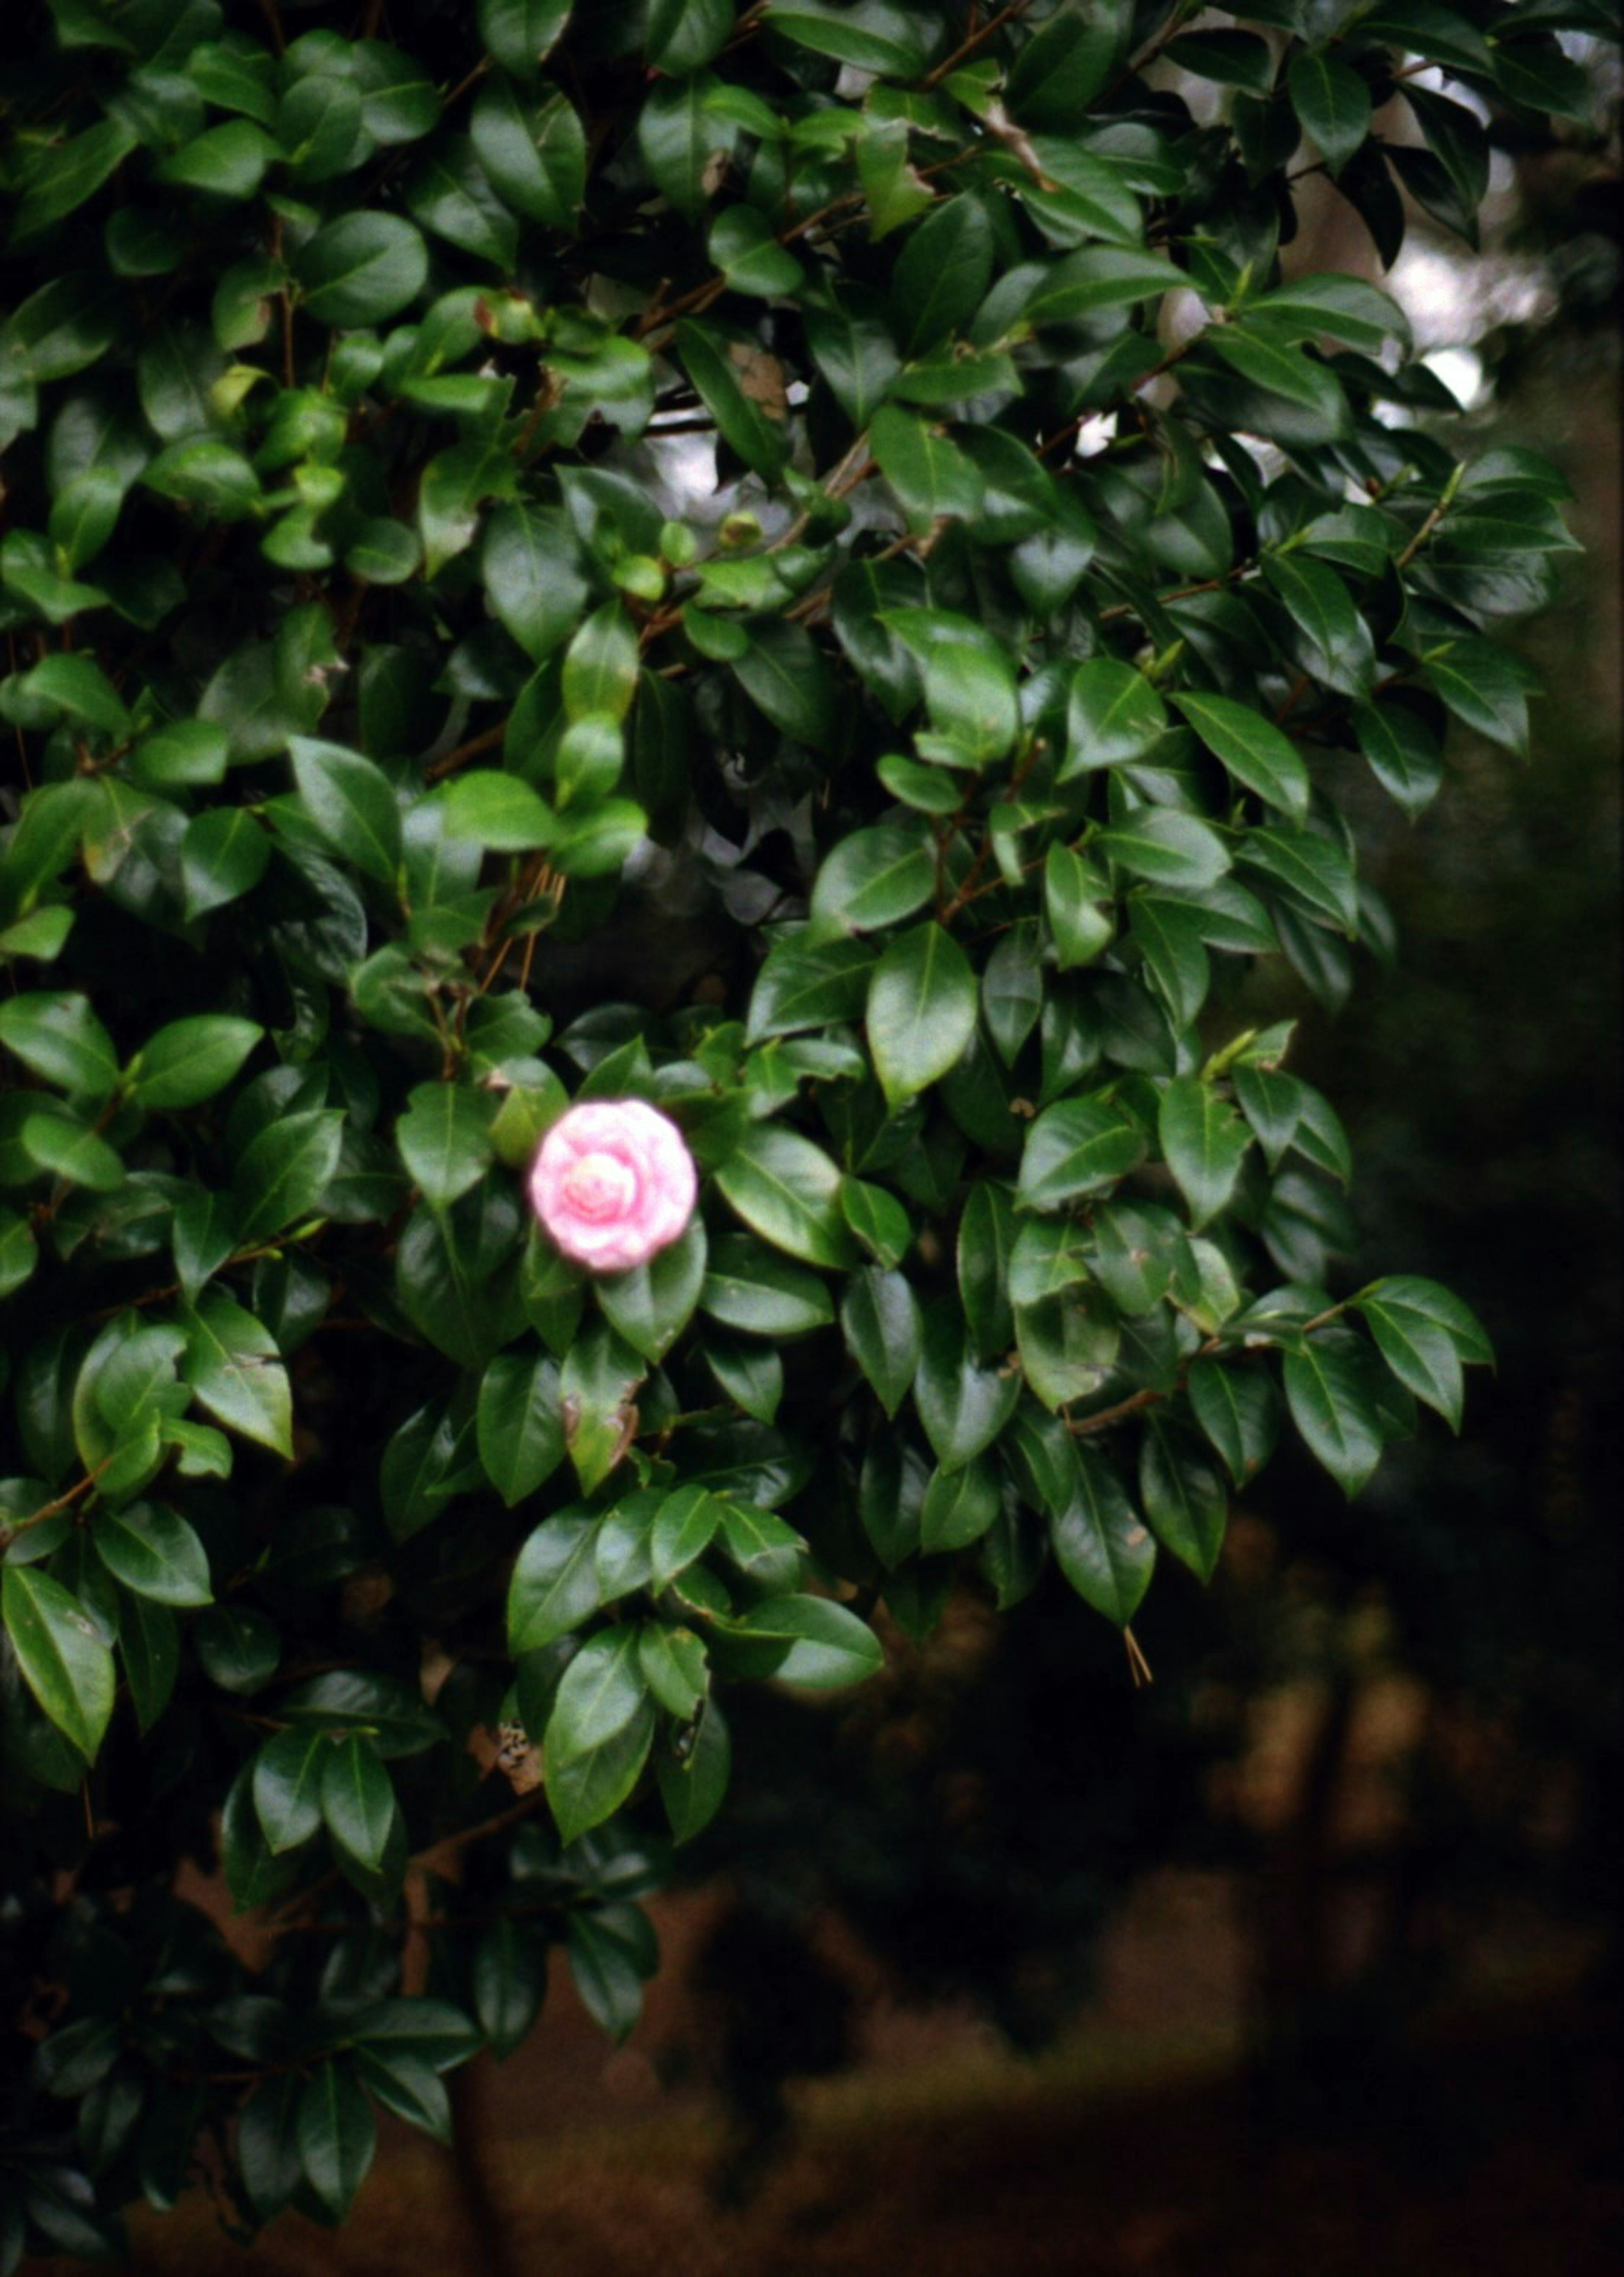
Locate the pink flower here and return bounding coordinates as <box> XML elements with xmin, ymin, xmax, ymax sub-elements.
<box><xmin>527</xmin><ymin>1098</ymin><xmax>697</xmax><ymax>1274</ymax></box>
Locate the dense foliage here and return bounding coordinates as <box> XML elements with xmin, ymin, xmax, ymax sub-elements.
<box><xmin>0</xmin><ymin>0</ymin><xmax>1609</xmax><ymax>2258</ymax></box>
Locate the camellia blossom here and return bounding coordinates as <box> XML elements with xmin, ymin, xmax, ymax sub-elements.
<box><xmin>528</xmin><ymin>1098</ymin><xmax>697</xmax><ymax>1274</ymax></box>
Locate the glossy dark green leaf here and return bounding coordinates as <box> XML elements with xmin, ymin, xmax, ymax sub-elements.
<box><xmin>1139</xmin><ymin>1417</ymin><xmax>1228</xmax><ymax>1583</ymax></box>
<box><xmin>840</xmin><ymin>1267</ymin><xmax>922</xmax><ymax>1418</ymax></box>
<box><xmin>295</xmin><ymin>213</ymin><xmax>428</xmax><ymax>326</ymax></box>
<box><xmin>1287</xmin><ymin>51</ymin><xmax>1372</xmax><ymax>176</ymax></box>
<box><xmin>321</xmin><ymin>1734</ymin><xmax>396</xmax><ymax>1874</ymax></box>
<box><xmin>471</xmin><ymin>79</ymin><xmax>586</xmax><ymax>230</ymax></box>
<box><xmin>1283</xmin><ymin>1337</ymin><xmax>1384</xmax><ymax>1496</ymax></box>
<box><xmin>1096</xmin><ymin>810</ymin><xmax>1231</xmax><ymax>892</ymax></box>
<box><xmin>867</xmin><ymin>922</ymin><xmax>978</xmax><ymax>1108</ymax></box>
<box><xmin>472</xmin><ymin>1918</ymin><xmax>550</xmax><ymax>2061</ymax></box>
<box><xmin>3</xmin><ymin>1566</ymin><xmax>115</xmax><ymax>1761</ymax></box>
<box><xmin>1050</xmin><ymin>1444</ymin><xmax>1155</xmax><ymax>1627</ymax></box>
<box><xmin>288</xmin><ymin>738</ymin><xmax>402</xmax><ymax>886</ymax></box>
<box><xmin>252</xmin><ymin>1727</ymin><xmax>329</xmax><ymax>1854</ymax></box>
<box><xmin>914</xmin><ymin>1309</ymin><xmax>1020</xmax><ymax>1472</ymax></box>
<box><xmin>296</xmin><ymin>2064</ymin><xmax>376</xmax><ymax>2225</ymax></box>
<box><xmin>231</xmin><ymin>1108</ymin><xmax>343</xmax><ymax>1247</ymax></box>
<box><xmin>126</xmin><ymin>1016</ymin><xmax>262</xmax><ymax>1111</ymax></box>
<box><xmin>716</xmin><ymin>1125</ymin><xmax>856</xmax><ymax>1269</ymax></box>
<box><xmin>1018</xmin><ymin>1095</ymin><xmax>1146</xmax><ymax>1211</ymax></box>
<box><xmin>179</xmin><ymin>1292</ymin><xmax>294</xmax><ymax>1456</ymax></box>
<box><xmin>1158</xmin><ymin>1077</ymin><xmax>1252</xmax><ymax>1230</ymax></box>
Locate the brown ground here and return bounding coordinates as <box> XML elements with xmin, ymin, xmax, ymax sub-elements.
<box><xmin>36</xmin><ymin>1882</ymin><xmax>1617</xmax><ymax>2277</ymax></box>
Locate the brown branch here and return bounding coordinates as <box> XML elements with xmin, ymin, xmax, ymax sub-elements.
<box><xmin>422</xmin><ymin>722</ymin><xmax>506</xmax><ymax>784</ymax></box>
<box><xmin>922</xmin><ymin>0</ymin><xmax>1034</xmax><ymax>89</ymax></box>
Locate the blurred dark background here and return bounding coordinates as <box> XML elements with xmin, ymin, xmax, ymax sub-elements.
<box><xmin>57</xmin><ymin>70</ymin><xmax>1621</xmax><ymax>2277</ymax></box>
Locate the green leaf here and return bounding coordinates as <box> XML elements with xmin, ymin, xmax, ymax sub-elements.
<box><xmin>181</xmin><ymin>809</ymin><xmax>272</xmax><ymax>918</ymax></box>
<box><xmin>397</xmin><ymin>1083</ymin><xmax>497</xmax><ymax>1207</ymax></box>
<box><xmin>439</xmin><ymin>771</ymin><xmax>557</xmax><ymax>852</ymax></box>
<box><xmin>542</xmin><ymin>1627</ymin><xmax>654</xmax><ymax>1843</ymax></box>
<box><xmin>715</xmin><ymin>1126</ymin><xmax>856</xmax><ymax>1269</ymax></box>
<box><xmin>296</xmin><ymin>213</ymin><xmax>428</xmax><ymax>327</ymax></box>
<box><xmin>3</xmin><ymin>1566</ymin><xmax>115</xmax><ymax>1761</ymax></box>
<box><xmin>159</xmin><ymin>118</ymin><xmax>277</xmax><ymax>199</ymax></box>
<box><xmin>1283</xmin><ymin>1338</ymin><xmax>1383</xmax><ymax>1496</ymax></box>
<box><xmin>352</xmin><ymin>2046</ymin><xmax>451</xmax><ymax>2146</ymax></box>
<box><xmin>1287</xmin><ymin>51</ymin><xmax>1372</xmax><ymax>176</ymax></box>
<box><xmin>126</xmin><ymin>1016</ymin><xmax>261</xmax><ymax>1111</ymax></box>
<box><xmin>650</xmin><ymin>1484</ymin><xmax>722</xmax><ymax>1589</ymax></box>
<box><xmin>472</xmin><ymin>1918</ymin><xmax>550</xmax><ymax>2061</ymax></box>
<box><xmin>561</xmin><ymin>603</ymin><xmax>639</xmax><ymax>724</ymax></box>
<box><xmin>840</xmin><ymin>1177</ymin><xmax>911</xmax><ymax>1268</ymax></box>
<box><xmin>477</xmin><ymin>1347</ymin><xmax>565</xmax><ymax>1506</ymax></box>
<box><xmin>808</xmin><ymin>823</ymin><xmax>936</xmax><ymax>936</ymax></box>
<box><xmin>477</xmin><ymin>0</ymin><xmax>572</xmax><ymax>81</ymax></box>
<box><xmin>1355</xmin><ymin>1276</ymin><xmax>1487</xmax><ymax>1427</ymax></box>
<box><xmin>1166</xmin><ymin>27</ymin><xmax>1274</xmax><ymax>93</ymax></box>
<box><xmin>638</xmin><ymin>75</ymin><xmax>734</xmax><ymax>224</ymax></box>
<box><xmin>870</xmin><ymin>406</ymin><xmax>983</xmax><ymax>522</ymax></box>
<box><xmin>1139</xmin><ymin>1417</ymin><xmax>1228</xmax><ymax>1582</ymax></box>
<box><xmin>231</xmin><ymin>1108</ymin><xmax>343</xmax><ymax>1245</ymax></box>
<box><xmin>1171</xmin><ymin>691</ymin><xmax>1310</xmax><ymax>820</ymax></box>
<box><xmin>765</xmin><ymin>0</ymin><xmax>928</xmax><ymax>75</ymax></box>
<box><xmin>118</xmin><ymin>1589</ymin><xmax>179</xmax><ymax>1733</ymax></box>
<box><xmin>1044</xmin><ymin>844</ymin><xmax>1114</xmax><ymax>971</ymax></box>
<box><xmin>1187</xmin><ymin>1357</ymin><xmax>1279</xmax><ymax>1488</ymax></box>
<box><xmin>179</xmin><ymin>1292</ymin><xmax>294</xmax><ymax>1457</ymax></box>
<box><xmin>709</xmin><ymin>1593</ymin><xmax>883</xmax><ymax>1688</ymax></box>
<box><xmin>1128</xmin><ymin>896</ymin><xmax>1209</xmax><ymax>1029</ymax></box>
<box><xmin>508</xmin><ymin>1513</ymin><xmax>601</xmax><ymax>1651</ymax></box>
<box><xmin>1018</xmin><ymin>1095</ymin><xmax>1147</xmax><ymax>1210</ymax></box>
<box><xmin>1351</xmin><ymin>701</ymin><xmax>1443</xmax><ymax>820</ymax></box>
<box><xmin>892</xmin><ymin>196</ymin><xmax>996</xmax><ymax>358</ymax></box>
<box><xmin>730</xmin><ymin>620</ymin><xmax>836</xmax><ymax>751</ymax></box>
<box><xmin>914</xmin><ymin>1310</ymin><xmax>1020</xmax><ymax>1471</ymax></box>
<box><xmin>1062</xmin><ymin>657</ymin><xmax>1168</xmax><ymax>777</ymax></box>
<box><xmin>559</xmin><ymin>1319</ymin><xmax>646</xmax><ymax>1495</ymax></box>
<box><xmin>195</xmin><ymin>1605</ymin><xmax>280</xmax><ymax>1694</ymax></box>
<box><xmin>1259</xmin><ymin>554</ymin><xmax>1377</xmax><ymax>699</ymax></box>
<box><xmin>710</xmin><ymin>205</ymin><xmax>804</xmax><ymax>298</ymax></box>
<box><xmin>321</xmin><ymin>1734</ymin><xmax>396</xmax><ymax>1874</ymax></box>
<box><xmin>700</xmin><ymin>1235</ymin><xmax>834</xmax><ymax>1337</ymax></box>
<box><xmin>1020</xmin><ymin>246</ymin><xmax>1181</xmax><ymax>325</ymax></box>
<box><xmin>840</xmin><ymin>1267</ymin><xmax>922</xmax><ymax>1418</ymax></box>
<box><xmin>481</xmin><ymin>506</ymin><xmax>588</xmax><ymax>661</ymax></box>
<box><xmin>957</xmin><ymin>1180</ymin><xmax>1016</xmax><ymax>1361</ymax></box>
<box><xmin>91</xmin><ymin>1502</ymin><xmax>211</xmax><ymax>1608</ymax></box>
<box><xmin>866</xmin><ymin>922</ymin><xmax>977</xmax><ymax>1108</ymax></box>
<box><xmin>18</xmin><ymin>653</ymin><xmax>131</xmax><ymax>741</ymax></box>
<box><xmin>597</xmin><ymin>1218</ymin><xmax>708</xmax><ymax>1363</ymax></box>
<box><xmin>657</xmin><ymin>1698</ymin><xmax>731</xmax><ymax>1842</ymax></box>
<box><xmin>1240</xmin><ymin>826</ymin><xmax>1358</xmax><ymax>935</ymax></box>
<box><xmin>471</xmin><ymin>80</ymin><xmax>586</xmax><ymax>230</ymax></box>
<box><xmin>1421</xmin><ymin>642</ymin><xmax>1531</xmax><ymax>755</ymax></box>
<box><xmin>747</xmin><ymin>933</ymin><xmax>875</xmax><ymax>1041</ymax></box>
<box><xmin>253</xmin><ymin>1727</ymin><xmax>329</xmax><ymax>1853</ymax></box>
<box><xmin>1158</xmin><ymin>1077</ymin><xmax>1252</xmax><ymax>1230</ymax></box>
<box><xmin>804</xmin><ymin>284</ymin><xmax>901</xmax><ymax>427</ymax></box>
<box><xmin>0</xmin><ymin>990</ymin><xmax>117</xmax><ymax>1102</ymax></box>
<box><xmin>1096</xmin><ymin>810</ymin><xmax>1232</xmax><ymax>892</ymax></box>
<box><xmin>673</xmin><ymin>318</ymin><xmax>786</xmax><ymax>481</ymax></box>
<box><xmin>1050</xmin><ymin>1444</ymin><xmax>1155</xmax><ymax>1627</ymax></box>
<box><xmin>288</xmin><ymin>738</ymin><xmax>402</xmax><ymax>886</ymax></box>
<box><xmin>0</xmin><ymin>1205</ymin><xmax>38</xmax><ymax>1299</ymax></box>
<box><xmin>1358</xmin><ymin>1274</ymin><xmax>1491</xmax><ymax>1367</ymax></box>
<box><xmin>296</xmin><ymin>2064</ymin><xmax>376</xmax><ymax>2225</ymax></box>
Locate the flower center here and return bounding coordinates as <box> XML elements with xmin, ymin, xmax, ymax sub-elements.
<box><xmin>560</xmin><ymin>1150</ymin><xmax>636</xmax><ymax>1222</ymax></box>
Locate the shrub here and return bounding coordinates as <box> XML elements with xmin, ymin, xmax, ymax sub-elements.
<box><xmin>0</xmin><ymin>0</ymin><xmax>1608</xmax><ymax>2258</ymax></box>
